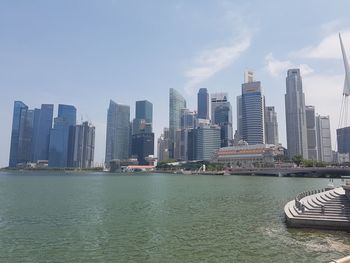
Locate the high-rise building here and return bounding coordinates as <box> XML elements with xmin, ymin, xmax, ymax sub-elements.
<box><xmin>169</xmin><ymin>88</ymin><xmax>186</xmax><ymax>159</ymax></box>
<box><xmin>31</xmin><ymin>108</ymin><xmax>41</xmax><ymax>161</ymax></box>
<box><xmin>337</xmin><ymin>127</ymin><xmax>350</xmax><ymax>156</ymax></box>
<box><xmin>305</xmin><ymin>106</ymin><xmax>318</xmax><ymax>160</ymax></box>
<box><xmin>214</xmin><ymin>102</ymin><xmax>233</xmax><ymax>147</ymax></box>
<box><xmin>131</xmin><ymin>100</ymin><xmax>154</xmax><ymax>164</ymax></box>
<box><xmin>105</xmin><ymin>100</ymin><xmax>130</xmax><ymax>165</ymax></box>
<box><xmin>211</xmin><ymin>93</ymin><xmax>228</xmax><ymax>124</ymax></box>
<box><xmin>285</xmin><ymin>69</ymin><xmax>308</xmax><ymax>159</ymax></box>
<box><xmin>132</xmin><ymin>133</ymin><xmax>154</xmax><ymax>165</ymax></box>
<box><xmin>236</xmin><ymin>95</ymin><xmax>243</xmax><ymax>139</ymax></box>
<box><xmin>175</xmin><ymin>109</ymin><xmax>196</xmax><ymax>160</ymax></box>
<box><xmin>33</xmin><ymin>104</ymin><xmax>53</xmax><ymax>161</ymax></box>
<box><xmin>9</xmin><ymin>101</ymin><xmax>28</xmax><ymax>167</ymax></box>
<box><xmin>316</xmin><ymin>115</ymin><xmax>332</xmax><ymax>162</ymax></box>
<box><xmin>49</xmin><ymin>104</ymin><xmax>76</xmax><ymax>167</ymax></box>
<box><xmin>68</xmin><ymin>121</ymin><xmax>95</xmax><ymax>168</ymax></box>
<box><xmin>241</xmin><ymin>80</ymin><xmax>265</xmax><ymax>145</ymax></box>
<box><xmin>196</xmin><ymin>124</ymin><xmax>221</xmax><ymax>161</ymax></box>
<box><xmin>17</xmin><ymin>109</ymin><xmax>35</xmax><ymax>164</ymax></box>
<box><xmin>197</xmin><ymin>88</ymin><xmax>209</xmax><ymax>120</ymax></box>
<box><xmin>264</xmin><ymin>106</ymin><xmax>279</xmax><ymax>145</ymax></box>
<box><xmin>157</xmin><ymin>128</ymin><xmax>170</xmax><ymax>162</ymax></box>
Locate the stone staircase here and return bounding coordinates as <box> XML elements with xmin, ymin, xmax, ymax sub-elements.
<box><xmin>284</xmin><ymin>187</ymin><xmax>350</xmax><ymax>231</ymax></box>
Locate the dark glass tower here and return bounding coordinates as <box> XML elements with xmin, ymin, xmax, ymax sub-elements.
<box><xmin>214</xmin><ymin>103</ymin><xmax>233</xmax><ymax>147</ymax></box>
<box><xmin>132</xmin><ymin>100</ymin><xmax>154</xmax><ymax>164</ymax></box>
<box><xmin>33</xmin><ymin>104</ymin><xmax>54</xmax><ymax>161</ymax></box>
<box><xmin>197</xmin><ymin>88</ymin><xmax>209</xmax><ymax>119</ymax></box>
<box><xmin>9</xmin><ymin>101</ymin><xmax>28</xmax><ymax>167</ymax></box>
<box><xmin>48</xmin><ymin>104</ymin><xmax>76</xmax><ymax>167</ymax></box>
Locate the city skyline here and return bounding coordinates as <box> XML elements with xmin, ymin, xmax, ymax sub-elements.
<box><xmin>1</xmin><ymin>1</ymin><xmax>350</xmax><ymax>167</ymax></box>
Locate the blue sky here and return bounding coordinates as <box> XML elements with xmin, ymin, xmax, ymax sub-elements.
<box><xmin>1</xmin><ymin>0</ymin><xmax>350</xmax><ymax>167</ymax></box>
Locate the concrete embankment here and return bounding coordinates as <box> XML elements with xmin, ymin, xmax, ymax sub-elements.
<box><xmin>284</xmin><ymin>187</ymin><xmax>350</xmax><ymax>231</ymax></box>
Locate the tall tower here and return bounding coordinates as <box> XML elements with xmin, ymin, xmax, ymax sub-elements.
<box><xmin>105</xmin><ymin>100</ymin><xmax>130</xmax><ymax>165</ymax></box>
<box><xmin>285</xmin><ymin>69</ymin><xmax>308</xmax><ymax>159</ymax></box>
<box><xmin>241</xmin><ymin>77</ymin><xmax>265</xmax><ymax>145</ymax></box>
<box><xmin>197</xmin><ymin>88</ymin><xmax>209</xmax><ymax>120</ymax></box>
<box><xmin>211</xmin><ymin>93</ymin><xmax>228</xmax><ymax>124</ymax></box>
<box><xmin>169</xmin><ymin>88</ymin><xmax>186</xmax><ymax>159</ymax></box>
<box><xmin>265</xmin><ymin>106</ymin><xmax>279</xmax><ymax>145</ymax></box>
<box><xmin>305</xmin><ymin>105</ymin><xmax>318</xmax><ymax>160</ymax></box>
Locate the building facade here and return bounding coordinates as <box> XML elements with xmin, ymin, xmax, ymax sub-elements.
<box><xmin>214</xmin><ymin>102</ymin><xmax>233</xmax><ymax>147</ymax></box>
<box><xmin>241</xmin><ymin>81</ymin><xmax>265</xmax><ymax>145</ymax></box>
<box><xmin>211</xmin><ymin>92</ymin><xmax>228</xmax><ymax>124</ymax></box>
<box><xmin>316</xmin><ymin>115</ymin><xmax>332</xmax><ymax>162</ymax></box>
<box><xmin>169</xmin><ymin>88</ymin><xmax>186</xmax><ymax>159</ymax></box>
<box><xmin>337</xmin><ymin>126</ymin><xmax>350</xmax><ymax>156</ymax></box>
<box><xmin>305</xmin><ymin>106</ymin><xmax>318</xmax><ymax>160</ymax></box>
<box><xmin>105</xmin><ymin>100</ymin><xmax>130</xmax><ymax>164</ymax></box>
<box><xmin>197</xmin><ymin>88</ymin><xmax>209</xmax><ymax>120</ymax></box>
<box><xmin>196</xmin><ymin>124</ymin><xmax>221</xmax><ymax>161</ymax></box>
<box><xmin>49</xmin><ymin>104</ymin><xmax>76</xmax><ymax>167</ymax></box>
<box><xmin>264</xmin><ymin>106</ymin><xmax>279</xmax><ymax>145</ymax></box>
<box><xmin>68</xmin><ymin>121</ymin><xmax>95</xmax><ymax>168</ymax></box>
<box><xmin>285</xmin><ymin>69</ymin><xmax>308</xmax><ymax>159</ymax></box>
<box><xmin>157</xmin><ymin>128</ymin><xmax>170</xmax><ymax>162</ymax></box>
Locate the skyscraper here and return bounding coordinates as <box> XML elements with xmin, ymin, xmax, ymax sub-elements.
<box><xmin>196</xmin><ymin>124</ymin><xmax>221</xmax><ymax>161</ymax></box>
<box><xmin>68</xmin><ymin>121</ymin><xmax>95</xmax><ymax>168</ymax></box>
<box><xmin>236</xmin><ymin>95</ymin><xmax>243</xmax><ymax>140</ymax></box>
<box><xmin>214</xmin><ymin>103</ymin><xmax>233</xmax><ymax>147</ymax></box>
<box><xmin>33</xmin><ymin>104</ymin><xmax>53</xmax><ymax>161</ymax></box>
<box><xmin>9</xmin><ymin>101</ymin><xmax>28</xmax><ymax>167</ymax></box>
<box><xmin>264</xmin><ymin>106</ymin><xmax>279</xmax><ymax>145</ymax></box>
<box><xmin>17</xmin><ymin>109</ymin><xmax>35</xmax><ymax>164</ymax></box>
<box><xmin>285</xmin><ymin>69</ymin><xmax>308</xmax><ymax>159</ymax></box>
<box><xmin>105</xmin><ymin>100</ymin><xmax>130</xmax><ymax>164</ymax></box>
<box><xmin>169</xmin><ymin>88</ymin><xmax>186</xmax><ymax>159</ymax></box>
<box><xmin>132</xmin><ymin>100</ymin><xmax>154</xmax><ymax>164</ymax></box>
<box><xmin>305</xmin><ymin>106</ymin><xmax>318</xmax><ymax>160</ymax></box>
<box><xmin>316</xmin><ymin>115</ymin><xmax>332</xmax><ymax>162</ymax></box>
<box><xmin>337</xmin><ymin>127</ymin><xmax>350</xmax><ymax>156</ymax></box>
<box><xmin>241</xmin><ymin>81</ymin><xmax>265</xmax><ymax>145</ymax></box>
<box><xmin>211</xmin><ymin>93</ymin><xmax>228</xmax><ymax>124</ymax></box>
<box><xmin>157</xmin><ymin>128</ymin><xmax>170</xmax><ymax>162</ymax></box>
<box><xmin>197</xmin><ymin>88</ymin><xmax>209</xmax><ymax>120</ymax></box>
<box><xmin>49</xmin><ymin>104</ymin><xmax>76</xmax><ymax>167</ymax></box>
<box><xmin>175</xmin><ymin>109</ymin><xmax>196</xmax><ymax>160</ymax></box>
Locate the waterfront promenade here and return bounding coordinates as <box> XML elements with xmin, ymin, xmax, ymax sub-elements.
<box><xmin>230</xmin><ymin>167</ymin><xmax>350</xmax><ymax>177</ymax></box>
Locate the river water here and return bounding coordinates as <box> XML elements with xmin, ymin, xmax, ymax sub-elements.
<box><xmin>0</xmin><ymin>171</ymin><xmax>349</xmax><ymax>262</ymax></box>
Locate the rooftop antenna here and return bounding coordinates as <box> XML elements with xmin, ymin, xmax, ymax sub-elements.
<box><xmin>338</xmin><ymin>33</ymin><xmax>350</xmax><ymax>128</ymax></box>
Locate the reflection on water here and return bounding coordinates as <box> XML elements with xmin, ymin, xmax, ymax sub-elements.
<box><xmin>0</xmin><ymin>171</ymin><xmax>349</xmax><ymax>262</ymax></box>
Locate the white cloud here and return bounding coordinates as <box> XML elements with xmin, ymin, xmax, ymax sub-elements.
<box><xmin>290</xmin><ymin>31</ymin><xmax>350</xmax><ymax>59</ymax></box>
<box><xmin>184</xmin><ymin>32</ymin><xmax>252</xmax><ymax>95</ymax></box>
<box><xmin>264</xmin><ymin>53</ymin><xmax>314</xmax><ymax>77</ymax></box>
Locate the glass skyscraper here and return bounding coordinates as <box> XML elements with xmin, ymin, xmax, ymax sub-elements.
<box><xmin>211</xmin><ymin>93</ymin><xmax>228</xmax><ymax>124</ymax></box>
<box><xmin>285</xmin><ymin>69</ymin><xmax>308</xmax><ymax>159</ymax></box>
<box><xmin>241</xmin><ymin>81</ymin><xmax>265</xmax><ymax>145</ymax></box>
<box><xmin>214</xmin><ymin>103</ymin><xmax>233</xmax><ymax>147</ymax></box>
<box><xmin>33</xmin><ymin>104</ymin><xmax>54</xmax><ymax>161</ymax></box>
<box><xmin>264</xmin><ymin>106</ymin><xmax>279</xmax><ymax>145</ymax></box>
<box><xmin>305</xmin><ymin>105</ymin><xmax>318</xmax><ymax>160</ymax></box>
<box><xmin>105</xmin><ymin>100</ymin><xmax>130</xmax><ymax>164</ymax></box>
<box><xmin>9</xmin><ymin>101</ymin><xmax>28</xmax><ymax>167</ymax></box>
<box><xmin>135</xmin><ymin>100</ymin><xmax>153</xmax><ymax>124</ymax></box>
<box><xmin>197</xmin><ymin>88</ymin><xmax>209</xmax><ymax>120</ymax></box>
<box><xmin>48</xmin><ymin>104</ymin><xmax>76</xmax><ymax>167</ymax></box>
<box><xmin>169</xmin><ymin>88</ymin><xmax>186</xmax><ymax>159</ymax></box>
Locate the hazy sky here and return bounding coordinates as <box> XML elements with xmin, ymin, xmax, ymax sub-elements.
<box><xmin>1</xmin><ymin>0</ymin><xmax>350</xmax><ymax>167</ymax></box>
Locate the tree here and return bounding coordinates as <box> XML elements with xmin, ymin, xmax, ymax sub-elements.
<box><xmin>292</xmin><ymin>155</ymin><xmax>303</xmax><ymax>167</ymax></box>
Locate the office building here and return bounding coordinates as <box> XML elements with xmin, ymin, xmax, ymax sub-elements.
<box><xmin>169</xmin><ymin>88</ymin><xmax>186</xmax><ymax>159</ymax></box>
<box><xmin>33</xmin><ymin>104</ymin><xmax>54</xmax><ymax>162</ymax></box>
<box><xmin>305</xmin><ymin>106</ymin><xmax>318</xmax><ymax>160</ymax></box>
<box><xmin>157</xmin><ymin>128</ymin><xmax>170</xmax><ymax>162</ymax></box>
<box><xmin>196</xmin><ymin>124</ymin><xmax>221</xmax><ymax>161</ymax></box>
<box><xmin>316</xmin><ymin>115</ymin><xmax>332</xmax><ymax>162</ymax></box>
<box><xmin>197</xmin><ymin>88</ymin><xmax>209</xmax><ymax>120</ymax></box>
<box><xmin>105</xmin><ymin>100</ymin><xmax>130</xmax><ymax>164</ymax></box>
<box><xmin>49</xmin><ymin>104</ymin><xmax>76</xmax><ymax>167</ymax></box>
<box><xmin>265</xmin><ymin>106</ymin><xmax>279</xmax><ymax>145</ymax></box>
<box><xmin>214</xmin><ymin>102</ymin><xmax>233</xmax><ymax>147</ymax></box>
<box><xmin>285</xmin><ymin>69</ymin><xmax>308</xmax><ymax>159</ymax></box>
<box><xmin>337</xmin><ymin>126</ymin><xmax>350</xmax><ymax>156</ymax></box>
<box><xmin>241</xmin><ymin>80</ymin><xmax>265</xmax><ymax>145</ymax></box>
<box><xmin>9</xmin><ymin>101</ymin><xmax>28</xmax><ymax>167</ymax></box>
<box><xmin>211</xmin><ymin>92</ymin><xmax>228</xmax><ymax>124</ymax></box>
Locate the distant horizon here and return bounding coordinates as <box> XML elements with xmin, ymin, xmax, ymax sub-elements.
<box><xmin>1</xmin><ymin>1</ymin><xmax>350</xmax><ymax>167</ymax></box>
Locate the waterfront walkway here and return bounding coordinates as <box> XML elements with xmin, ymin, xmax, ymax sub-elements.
<box><xmin>284</xmin><ymin>187</ymin><xmax>350</xmax><ymax>231</ymax></box>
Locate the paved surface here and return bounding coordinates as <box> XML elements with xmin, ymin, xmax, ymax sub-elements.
<box><xmin>284</xmin><ymin>187</ymin><xmax>350</xmax><ymax>231</ymax></box>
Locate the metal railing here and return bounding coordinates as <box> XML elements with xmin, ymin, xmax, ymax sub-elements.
<box><xmin>294</xmin><ymin>188</ymin><xmax>326</xmax><ymax>211</ymax></box>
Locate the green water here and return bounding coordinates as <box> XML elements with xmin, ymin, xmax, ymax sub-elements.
<box><xmin>0</xmin><ymin>171</ymin><xmax>349</xmax><ymax>263</ymax></box>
